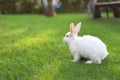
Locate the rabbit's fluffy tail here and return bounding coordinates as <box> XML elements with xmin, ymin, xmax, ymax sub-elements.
<box><xmin>102</xmin><ymin>50</ymin><xmax>109</xmax><ymax>60</ymax></box>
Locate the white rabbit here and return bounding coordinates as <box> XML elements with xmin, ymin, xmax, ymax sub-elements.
<box><xmin>63</xmin><ymin>22</ymin><xmax>109</xmax><ymax>64</ymax></box>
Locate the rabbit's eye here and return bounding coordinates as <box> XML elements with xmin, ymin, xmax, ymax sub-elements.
<box><xmin>66</xmin><ymin>35</ymin><xmax>72</xmax><ymax>37</ymax></box>
<box><xmin>66</xmin><ymin>35</ymin><xmax>69</xmax><ymax>37</ymax></box>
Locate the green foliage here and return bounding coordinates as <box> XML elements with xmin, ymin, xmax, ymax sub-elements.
<box><xmin>60</xmin><ymin>0</ymin><xmax>88</xmax><ymax>13</ymax></box>
<box><xmin>0</xmin><ymin>14</ymin><xmax>120</xmax><ymax>80</ymax></box>
<box><xmin>34</xmin><ymin>4</ymin><xmax>40</xmax><ymax>10</ymax></box>
<box><xmin>0</xmin><ymin>0</ymin><xmax>34</xmax><ymax>14</ymax></box>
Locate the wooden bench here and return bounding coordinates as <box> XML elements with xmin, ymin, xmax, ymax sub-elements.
<box><xmin>88</xmin><ymin>0</ymin><xmax>120</xmax><ymax>18</ymax></box>
<box><xmin>96</xmin><ymin>1</ymin><xmax>120</xmax><ymax>6</ymax></box>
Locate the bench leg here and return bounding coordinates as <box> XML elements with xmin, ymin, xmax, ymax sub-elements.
<box><xmin>93</xmin><ymin>6</ymin><xmax>101</xmax><ymax>18</ymax></box>
<box><xmin>112</xmin><ymin>5</ymin><xmax>120</xmax><ymax>18</ymax></box>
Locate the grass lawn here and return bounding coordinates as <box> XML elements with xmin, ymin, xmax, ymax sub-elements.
<box><xmin>0</xmin><ymin>14</ymin><xmax>120</xmax><ymax>80</ymax></box>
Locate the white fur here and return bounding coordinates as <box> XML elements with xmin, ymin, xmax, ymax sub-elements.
<box><xmin>63</xmin><ymin>22</ymin><xmax>109</xmax><ymax>64</ymax></box>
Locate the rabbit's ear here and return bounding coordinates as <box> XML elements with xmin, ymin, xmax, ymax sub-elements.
<box><xmin>70</xmin><ymin>23</ymin><xmax>74</xmax><ymax>33</ymax></box>
<box><xmin>74</xmin><ymin>22</ymin><xmax>81</xmax><ymax>34</ymax></box>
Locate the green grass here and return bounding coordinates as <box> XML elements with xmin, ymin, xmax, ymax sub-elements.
<box><xmin>0</xmin><ymin>14</ymin><xmax>120</xmax><ymax>80</ymax></box>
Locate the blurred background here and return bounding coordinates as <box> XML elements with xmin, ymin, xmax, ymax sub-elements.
<box><xmin>0</xmin><ymin>0</ymin><xmax>87</xmax><ymax>14</ymax></box>
<box><xmin>0</xmin><ymin>0</ymin><xmax>119</xmax><ymax>16</ymax></box>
